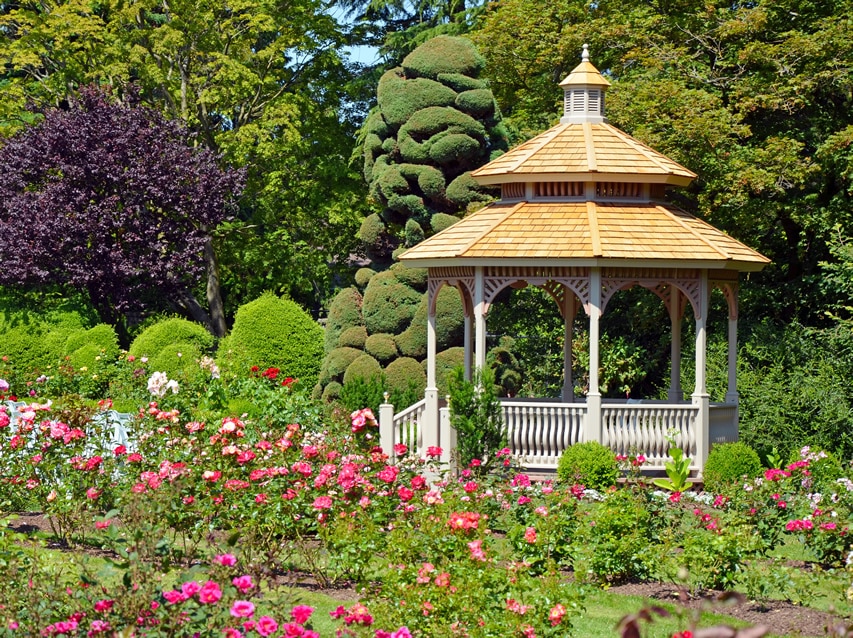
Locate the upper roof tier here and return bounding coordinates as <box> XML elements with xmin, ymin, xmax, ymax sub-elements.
<box><xmin>471</xmin><ymin>44</ymin><xmax>697</xmax><ymax>186</ymax></box>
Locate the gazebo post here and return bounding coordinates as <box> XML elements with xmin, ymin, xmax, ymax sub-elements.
<box><xmin>424</xmin><ymin>286</ymin><xmax>440</xmax><ymax>456</ymax></box>
<box><xmin>585</xmin><ymin>269</ymin><xmax>602</xmax><ymax>443</ymax></box>
<box><xmin>692</xmin><ymin>270</ymin><xmax>711</xmax><ymax>471</ymax></box>
<box><xmin>474</xmin><ymin>266</ymin><xmax>487</xmax><ymax>372</ymax></box>
<box><xmin>725</xmin><ymin>288</ymin><xmax>739</xmax><ymax>405</ymax></box>
<box><xmin>464</xmin><ymin>312</ymin><xmax>473</xmax><ymax>382</ymax></box>
<box><xmin>561</xmin><ymin>292</ymin><xmax>576</xmax><ymax>402</ymax></box>
<box><xmin>668</xmin><ymin>289</ymin><xmax>684</xmax><ymax>403</ymax></box>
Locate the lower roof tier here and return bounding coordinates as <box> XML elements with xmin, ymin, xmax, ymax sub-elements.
<box><xmin>399</xmin><ymin>200</ymin><xmax>769</xmax><ymax>270</ymax></box>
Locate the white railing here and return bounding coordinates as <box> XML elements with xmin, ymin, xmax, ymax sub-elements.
<box><xmin>502</xmin><ymin>401</ymin><xmax>586</xmax><ymax>469</ymax></box>
<box><xmin>601</xmin><ymin>404</ymin><xmax>698</xmax><ymax>468</ymax></box>
<box><xmin>391</xmin><ymin>398</ymin><xmax>426</xmax><ymax>456</ymax></box>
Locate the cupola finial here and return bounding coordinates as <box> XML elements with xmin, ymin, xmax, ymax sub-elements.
<box><xmin>581</xmin><ymin>43</ymin><xmax>590</xmax><ymax>62</ymax></box>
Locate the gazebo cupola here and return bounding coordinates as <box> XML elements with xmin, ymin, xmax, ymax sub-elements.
<box><xmin>391</xmin><ymin>46</ymin><xmax>770</xmax><ymax>474</ymax></box>
<box><xmin>560</xmin><ymin>44</ymin><xmax>609</xmax><ymax>125</ymax></box>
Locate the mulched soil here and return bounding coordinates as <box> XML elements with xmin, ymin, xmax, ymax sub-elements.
<box><xmin>6</xmin><ymin>513</ymin><xmax>852</xmax><ymax>637</ymax></box>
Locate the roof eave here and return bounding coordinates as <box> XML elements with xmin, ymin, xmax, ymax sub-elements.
<box><xmin>397</xmin><ymin>256</ymin><xmax>769</xmax><ymax>272</ymax></box>
<box><xmin>471</xmin><ymin>172</ymin><xmax>696</xmax><ymax>187</ymax></box>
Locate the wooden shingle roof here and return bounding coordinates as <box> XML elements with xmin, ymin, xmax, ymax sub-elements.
<box><xmin>399</xmin><ymin>201</ymin><xmax>769</xmax><ymax>270</ymax></box>
<box><xmin>471</xmin><ymin>122</ymin><xmax>697</xmax><ymax>186</ymax></box>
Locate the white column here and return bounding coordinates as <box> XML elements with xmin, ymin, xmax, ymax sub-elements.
<box><xmin>464</xmin><ymin>312</ymin><xmax>473</xmax><ymax>382</ymax></box>
<box><xmin>585</xmin><ymin>269</ymin><xmax>602</xmax><ymax>443</ymax></box>
<box><xmin>562</xmin><ymin>291</ymin><xmax>576</xmax><ymax>402</ymax></box>
<box><xmin>668</xmin><ymin>289</ymin><xmax>683</xmax><ymax>403</ymax></box>
<box><xmin>725</xmin><ymin>301</ymin><xmax>739</xmax><ymax>404</ymax></box>
<box><xmin>692</xmin><ymin>270</ymin><xmax>710</xmax><ymax>472</ymax></box>
<box><xmin>474</xmin><ymin>266</ymin><xmax>486</xmax><ymax>372</ymax></box>
<box><xmin>379</xmin><ymin>394</ymin><xmax>395</xmax><ymax>458</ymax></box>
<box><xmin>423</xmin><ymin>285</ymin><xmax>439</xmax><ymax>453</ymax></box>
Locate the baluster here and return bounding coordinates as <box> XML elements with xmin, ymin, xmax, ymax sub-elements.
<box><xmin>548</xmin><ymin>406</ymin><xmax>556</xmax><ymax>461</ymax></box>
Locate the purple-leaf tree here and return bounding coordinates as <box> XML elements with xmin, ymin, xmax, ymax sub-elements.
<box><xmin>0</xmin><ymin>87</ymin><xmax>244</xmax><ymax>340</ymax></box>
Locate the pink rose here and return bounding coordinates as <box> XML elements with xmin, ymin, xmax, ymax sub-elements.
<box><xmin>230</xmin><ymin>600</ymin><xmax>255</xmax><ymax>618</ymax></box>
<box><xmin>197</xmin><ymin>580</ymin><xmax>222</xmax><ymax>604</ymax></box>
<box><xmin>290</xmin><ymin>605</ymin><xmax>315</xmax><ymax>624</ymax></box>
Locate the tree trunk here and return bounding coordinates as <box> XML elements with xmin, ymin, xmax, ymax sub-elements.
<box><xmin>204</xmin><ymin>235</ymin><xmax>227</xmax><ymax>337</ymax></box>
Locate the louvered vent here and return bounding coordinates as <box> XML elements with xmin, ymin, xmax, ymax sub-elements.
<box><xmin>588</xmin><ymin>90</ymin><xmax>601</xmax><ymax>114</ymax></box>
<box><xmin>501</xmin><ymin>183</ymin><xmax>525</xmax><ymax>200</ymax></box>
<box><xmin>535</xmin><ymin>182</ymin><xmax>584</xmax><ymax>198</ymax></box>
<box><xmin>595</xmin><ymin>182</ymin><xmax>643</xmax><ymax>199</ymax></box>
<box><xmin>650</xmin><ymin>184</ymin><xmax>666</xmax><ymax>200</ymax></box>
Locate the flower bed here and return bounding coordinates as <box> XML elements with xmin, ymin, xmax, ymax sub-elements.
<box><xmin>0</xmin><ymin>368</ymin><xmax>851</xmax><ymax>636</ymax></box>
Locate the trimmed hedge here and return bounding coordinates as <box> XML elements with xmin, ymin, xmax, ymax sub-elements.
<box><xmin>435</xmin><ymin>347</ymin><xmax>464</xmax><ymax>396</ymax></box>
<box><xmin>384</xmin><ymin>357</ymin><xmax>427</xmax><ymax>396</ymax></box>
<box><xmin>365</xmin><ymin>333</ymin><xmax>398</xmax><ymax>363</ymax></box>
<box><xmin>354</xmin><ymin>268</ymin><xmax>377</xmax><ymax>289</ymax></box>
<box><xmin>338</xmin><ymin>326</ymin><xmax>368</xmax><ymax>349</ymax></box>
<box><xmin>219</xmin><ymin>293</ymin><xmax>324</xmax><ymax>386</ymax></box>
<box><xmin>390</xmin><ymin>262</ymin><xmax>428</xmax><ymax>291</ymax></box>
<box><xmin>401</xmin><ymin>35</ymin><xmax>485</xmax><ymax>80</ymax></box>
<box><xmin>323</xmin><ymin>347</ymin><xmax>364</xmax><ymax>384</ymax></box>
<box><xmin>556</xmin><ymin>441</ymin><xmax>619</xmax><ymax>492</ymax></box>
<box><xmin>430</xmin><ymin>213</ymin><xmax>459</xmax><ymax>234</ymax></box>
<box><xmin>343</xmin><ymin>354</ymin><xmax>383</xmax><ymax>385</ymax></box>
<box><xmin>703</xmin><ymin>442</ymin><xmax>764</xmax><ymax>494</ymax></box>
<box><xmin>65</xmin><ymin>324</ymin><xmax>120</xmax><ymax>360</ymax></box>
<box><xmin>324</xmin><ymin>288</ymin><xmax>364</xmax><ymax>353</ymax></box>
<box><xmin>149</xmin><ymin>343</ymin><xmax>204</xmax><ymax>384</ymax></box>
<box><xmin>362</xmin><ymin>271</ymin><xmax>422</xmax><ymax>335</ymax></box>
<box><xmin>130</xmin><ymin>318</ymin><xmax>213</xmax><ymax>360</ymax></box>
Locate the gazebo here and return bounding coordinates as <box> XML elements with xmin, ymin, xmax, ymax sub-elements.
<box><xmin>378</xmin><ymin>46</ymin><xmax>769</xmax><ymax>474</ymax></box>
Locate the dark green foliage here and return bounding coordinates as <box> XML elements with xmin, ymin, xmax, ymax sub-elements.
<box><xmin>435</xmin><ymin>347</ymin><xmax>464</xmax><ymax>396</ymax></box>
<box><xmin>339</xmin><ymin>375</ymin><xmax>387</xmax><ymax>415</ymax></box>
<box><xmin>404</xmin><ymin>219</ymin><xmax>425</xmax><ymax>247</ymax></box>
<box><xmin>358</xmin><ymin>214</ymin><xmax>386</xmax><ymax>247</ymax></box>
<box><xmin>402</xmin><ymin>35</ymin><xmax>485</xmax><ymax>79</ymax></box>
<box><xmin>338</xmin><ymin>326</ymin><xmax>368</xmax><ymax>349</ymax></box>
<box><xmin>362</xmin><ymin>271</ymin><xmax>422</xmax><ymax>335</ymax></box>
<box><xmin>354</xmin><ymin>268</ymin><xmax>377</xmax><ymax>289</ymax></box>
<box><xmin>324</xmin><ymin>288</ymin><xmax>364</xmax><ymax>353</ymax></box>
<box><xmin>447</xmin><ymin>365</ymin><xmax>505</xmax><ymax>469</ymax></box>
<box><xmin>394</xmin><ymin>286</ymin><xmax>465</xmax><ymax>360</ymax></box>
<box><xmin>384</xmin><ymin>357</ymin><xmax>427</xmax><ymax>396</ymax></box>
<box><xmin>343</xmin><ymin>354</ymin><xmax>383</xmax><ymax>385</ymax></box>
<box><xmin>219</xmin><ymin>293</ymin><xmax>324</xmax><ymax>386</ymax></box>
<box><xmin>321</xmin><ymin>347</ymin><xmax>364</xmax><ymax>384</ymax></box>
<box><xmin>129</xmin><ymin>318</ymin><xmax>213</xmax><ymax>360</ymax></box>
<box><xmin>488</xmin><ymin>336</ymin><xmax>522</xmax><ymax>397</ymax></box>
<box><xmin>395</xmin><ymin>318</ymin><xmax>426</xmax><ymax>359</ymax></box>
<box><xmin>322</xmin><ymin>381</ymin><xmax>342</xmax><ymax>402</ymax></box>
<box><xmin>430</xmin><ymin>213</ymin><xmax>459</xmax><ymax>234</ymax></box>
<box><xmin>365</xmin><ymin>334</ymin><xmax>399</xmax><ymax>362</ymax></box>
<box><xmin>359</xmin><ymin>36</ymin><xmax>506</xmax><ymax>254</ymax></box>
<box><xmin>437</xmin><ymin>73</ymin><xmax>487</xmax><ymax>92</ymax></box>
<box><xmin>389</xmin><ymin>263</ymin><xmax>428</xmax><ymax>291</ymax></box>
<box><xmin>556</xmin><ymin>441</ymin><xmax>619</xmax><ymax>491</ymax></box>
<box><xmin>446</xmin><ymin>172</ymin><xmax>495</xmax><ymax>209</ymax></box>
<box><xmin>703</xmin><ymin>442</ymin><xmax>763</xmax><ymax>494</ymax></box>
<box><xmin>377</xmin><ymin>71</ymin><xmax>458</xmax><ymax>128</ymax></box>
<box><xmin>455</xmin><ymin>89</ymin><xmax>498</xmax><ymax>119</ymax></box>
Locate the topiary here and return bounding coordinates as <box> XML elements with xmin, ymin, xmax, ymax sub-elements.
<box><xmin>362</xmin><ymin>271</ymin><xmax>422</xmax><ymax>335</ymax></box>
<box><xmin>343</xmin><ymin>354</ymin><xmax>383</xmax><ymax>386</ymax></box>
<box><xmin>0</xmin><ymin>325</ymin><xmax>52</xmax><ymax>376</ymax></box>
<box><xmin>364</xmin><ymin>333</ymin><xmax>398</xmax><ymax>363</ymax></box>
<box><xmin>130</xmin><ymin>317</ymin><xmax>213</xmax><ymax>360</ymax></box>
<box><xmin>556</xmin><ymin>441</ymin><xmax>619</xmax><ymax>492</ymax></box>
<box><xmin>148</xmin><ymin>343</ymin><xmax>204</xmax><ymax>385</ymax></box>
<box><xmin>354</xmin><ymin>268</ymin><xmax>377</xmax><ymax>289</ymax></box>
<box><xmin>396</xmin><ymin>286</ymin><xmax>465</xmax><ymax>359</ymax></box>
<box><xmin>323</xmin><ymin>347</ymin><xmax>364</xmax><ymax>383</ymax></box>
<box><xmin>219</xmin><ymin>293</ymin><xmax>324</xmax><ymax>386</ymax></box>
<box><xmin>322</xmin><ymin>380</ymin><xmax>342</xmax><ymax>402</ymax></box>
<box><xmin>338</xmin><ymin>326</ymin><xmax>368</xmax><ymax>349</ymax></box>
<box><xmin>430</xmin><ymin>212</ymin><xmax>459</xmax><ymax>234</ymax></box>
<box><xmin>402</xmin><ymin>35</ymin><xmax>485</xmax><ymax>80</ymax></box>
<box><xmin>389</xmin><ymin>262</ymin><xmax>428</xmax><ymax>291</ymax></box>
<box><xmin>384</xmin><ymin>357</ymin><xmax>427</xmax><ymax>396</ymax></box>
<box><xmin>64</xmin><ymin>324</ymin><xmax>120</xmax><ymax>360</ymax></box>
<box><xmin>324</xmin><ymin>287</ymin><xmax>364</xmax><ymax>353</ymax></box>
<box><xmin>703</xmin><ymin>442</ymin><xmax>763</xmax><ymax>494</ymax></box>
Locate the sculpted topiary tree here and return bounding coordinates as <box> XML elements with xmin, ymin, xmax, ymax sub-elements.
<box><xmin>360</xmin><ymin>35</ymin><xmax>507</xmax><ymax>261</ymax></box>
<box><xmin>317</xmin><ymin>36</ymin><xmax>513</xmax><ymax>405</ymax></box>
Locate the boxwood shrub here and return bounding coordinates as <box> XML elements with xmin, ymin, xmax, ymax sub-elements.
<box><xmin>703</xmin><ymin>442</ymin><xmax>763</xmax><ymax>494</ymax></box>
<box><xmin>556</xmin><ymin>441</ymin><xmax>619</xmax><ymax>492</ymax></box>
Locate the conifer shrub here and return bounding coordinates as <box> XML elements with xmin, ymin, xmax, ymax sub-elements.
<box><xmin>323</xmin><ymin>347</ymin><xmax>364</xmax><ymax>383</ymax></box>
<box><xmin>0</xmin><ymin>326</ymin><xmax>52</xmax><ymax>376</ymax></box>
<box><xmin>322</xmin><ymin>380</ymin><xmax>342</xmax><ymax>402</ymax></box>
<box><xmin>64</xmin><ymin>324</ymin><xmax>120</xmax><ymax>360</ymax></box>
<box><xmin>436</xmin><ymin>73</ymin><xmax>486</xmax><ymax>92</ymax></box>
<box><xmin>365</xmin><ymin>334</ymin><xmax>398</xmax><ymax>363</ymax></box>
<box><xmin>404</xmin><ymin>219</ymin><xmax>424</xmax><ymax>247</ymax></box>
<box><xmin>557</xmin><ymin>441</ymin><xmax>619</xmax><ymax>492</ymax></box>
<box><xmin>389</xmin><ymin>262</ymin><xmax>427</xmax><ymax>290</ymax></box>
<box><xmin>324</xmin><ymin>288</ymin><xmax>364</xmax><ymax>353</ymax></box>
<box><xmin>402</xmin><ymin>35</ymin><xmax>485</xmax><ymax>79</ymax></box>
<box><xmin>703</xmin><ymin>442</ymin><xmax>763</xmax><ymax>494</ymax></box>
<box><xmin>394</xmin><ymin>316</ymin><xmax>426</xmax><ymax>359</ymax></box>
<box><xmin>343</xmin><ymin>354</ymin><xmax>382</xmax><ymax>386</ymax></box>
<box><xmin>430</xmin><ymin>213</ymin><xmax>459</xmax><ymax>234</ymax></box>
<box><xmin>447</xmin><ymin>172</ymin><xmax>494</xmax><ymax>208</ymax></box>
<box><xmin>377</xmin><ymin>71</ymin><xmax>457</xmax><ymax>128</ymax></box>
<box><xmin>149</xmin><ymin>343</ymin><xmax>204</xmax><ymax>384</ymax></box>
<box><xmin>362</xmin><ymin>271</ymin><xmax>422</xmax><ymax>335</ymax></box>
<box><xmin>354</xmin><ymin>268</ymin><xmax>377</xmax><ymax>289</ymax></box>
<box><xmin>338</xmin><ymin>326</ymin><xmax>368</xmax><ymax>349</ymax></box>
<box><xmin>358</xmin><ymin>214</ymin><xmax>386</xmax><ymax>247</ymax></box>
<box><xmin>384</xmin><ymin>357</ymin><xmax>427</xmax><ymax>396</ymax></box>
<box><xmin>129</xmin><ymin>318</ymin><xmax>213</xmax><ymax>360</ymax></box>
<box><xmin>219</xmin><ymin>293</ymin><xmax>324</xmax><ymax>385</ymax></box>
<box><xmin>455</xmin><ymin>89</ymin><xmax>498</xmax><ymax>118</ymax></box>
